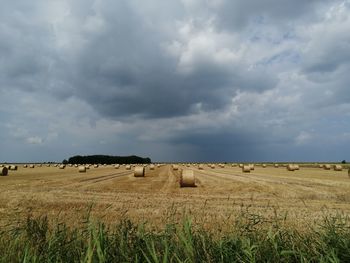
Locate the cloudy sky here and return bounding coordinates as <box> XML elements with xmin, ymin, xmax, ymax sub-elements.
<box><xmin>1</xmin><ymin>0</ymin><xmax>350</xmax><ymax>163</ymax></box>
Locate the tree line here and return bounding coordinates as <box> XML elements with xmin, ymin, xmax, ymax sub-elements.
<box><xmin>63</xmin><ymin>155</ymin><xmax>151</xmax><ymax>164</ymax></box>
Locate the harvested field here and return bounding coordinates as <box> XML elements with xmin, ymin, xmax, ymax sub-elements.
<box><xmin>0</xmin><ymin>164</ymin><xmax>350</xmax><ymax>230</ymax></box>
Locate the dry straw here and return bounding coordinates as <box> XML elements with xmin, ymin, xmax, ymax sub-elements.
<box><xmin>287</xmin><ymin>164</ymin><xmax>295</xmax><ymax>171</ymax></box>
<box><xmin>334</xmin><ymin>165</ymin><xmax>342</xmax><ymax>171</ymax></box>
<box><xmin>0</xmin><ymin>167</ymin><xmax>8</xmax><ymax>176</ymax></box>
<box><xmin>134</xmin><ymin>166</ymin><xmax>145</xmax><ymax>177</ymax></box>
<box><xmin>9</xmin><ymin>165</ymin><xmax>18</xmax><ymax>171</ymax></box>
<box><xmin>180</xmin><ymin>169</ymin><xmax>196</xmax><ymax>187</ymax></box>
<box><xmin>324</xmin><ymin>164</ymin><xmax>331</xmax><ymax>170</ymax></box>
<box><xmin>78</xmin><ymin>166</ymin><xmax>86</xmax><ymax>173</ymax></box>
<box><xmin>242</xmin><ymin>165</ymin><xmax>251</xmax><ymax>173</ymax></box>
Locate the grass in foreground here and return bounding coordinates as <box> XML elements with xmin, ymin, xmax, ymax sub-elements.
<box><xmin>0</xmin><ymin>212</ymin><xmax>350</xmax><ymax>263</ymax></box>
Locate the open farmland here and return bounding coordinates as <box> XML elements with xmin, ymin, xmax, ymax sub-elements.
<box><xmin>1</xmin><ymin>164</ymin><xmax>350</xmax><ymax>230</ymax></box>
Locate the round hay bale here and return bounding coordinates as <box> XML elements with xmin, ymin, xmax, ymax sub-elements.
<box><xmin>134</xmin><ymin>166</ymin><xmax>145</xmax><ymax>177</ymax></box>
<box><xmin>29</xmin><ymin>164</ymin><xmax>35</xmax><ymax>168</ymax></box>
<box><xmin>85</xmin><ymin>165</ymin><xmax>90</xmax><ymax>169</ymax></box>
<box><xmin>242</xmin><ymin>165</ymin><xmax>251</xmax><ymax>173</ymax></box>
<box><xmin>0</xmin><ymin>167</ymin><xmax>8</xmax><ymax>176</ymax></box>
<box><xmin>172</xmin><ymin>165</ymin><xmax>179</xmax><ymax>171</ymax></box>
<box><xmin>59</xmin><ymin>164</ymin><xmax>65</xmax><ymax>169</ymax></box>
<box><xmin>294</xmin><ymin>164</ymin><xmax>300</xmax><ymax>170</ymax></box>
<box><xmin>210</xmin><ymin>164</ymin><xmax>215</xmax><ymax>169</ymax></box>
<box><xmin>324</xmin><ymin>164</ymin><xmax>331</xmax><ymax>170</ymax></box>
<box><xmin>180</xmin><ymin>169</ymin><xmax>196</xmax><ymax>187</ymax></box>
<box><xmin>238</xmin><ymin>164</ymin><xmax>243</xmax><ymax>168</ymax></box>
<box><xmin>157</xmin><ymin>164</ymin><xmax>161</xmax><ymax>168</ymax></box>
<box><xmin>334</xmin><ymin>165</ymin><xmax>342</xmax><ymax>171</ymax></box>
<box><xmin>287</xmin><ymin>164</ymin><xmax>295</xmax><ymax>171</ymax></box>
<box><xmin>9</xmin><ymin>165</ymin><xmax>18</xmax><ymax>171</ymax></box>
<box><xmin>78</xmin><ymin>166</ymin><xmax>86</xmax><ymax>173</ymax></box>
<box><xmin>262</xmin><ymin>164</ymin><xmax>267</xmax><ymax>168</ymax></box>
<box><xmin>274</xmin><ymin>164</ymin><xmax>279</xmax><ymax>168</ymax></box>
<box><xmin>198</xmin><ymin>164</ymin><xmax>204</xmax><ymax>170</ymax></box>
<box><xmin>125</xmin><ymin>165</ymin><xmax>131</xmax><ymax>170</ymax></box>
<box><xmin>219</xmin><ymin>164</ymin><xmax>225</xmax><ymax>168</ymax></box>
<box><xmin>319</xmin><ymin>164</ymin><xmax>324</xmax><ymax>168</ymax></box>
<box><xmin>232</xmin><ymin>164</ymin><xmax>237</xmax><ymax>167</ymax></box>
<box><xmin>114</xmin><ymin>164</ymin><xmax>120</xmax><ymax>169</ymax></box>
<box><xmin>249</xmin><ymin>164</ymin><xmax>254</xmax><ymax>170</ymax></box>
<box><xmin>149</xmin><ymin>164</ymin><xmax>155</xmax><ymax>170</ymax></box>
<box><xmin>23</xmin><ymin>164</ymin><xmax>28</xmax><ymax>168</ymax></box>
<box><xmin>94</xmin><ymin>164</ymin><xmax>99</xmax><ymax>168</ymax></box>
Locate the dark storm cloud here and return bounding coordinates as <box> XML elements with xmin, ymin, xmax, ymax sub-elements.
<box><xmin>1</xmin><ymin>0</ymin><xmax>350</xmax><ymax>162</ymax></box>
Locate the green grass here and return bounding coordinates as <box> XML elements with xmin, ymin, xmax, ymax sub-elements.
<box><xmin>0</xmin><ymin>213</ymin><xmax>350</xmax><ymax>262</ymax></box>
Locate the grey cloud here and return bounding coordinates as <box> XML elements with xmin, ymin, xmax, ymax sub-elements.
<box><xmin>0</xmin><ymin>0</ymin><xmax>350</xmax><ymax>162</ymax></box>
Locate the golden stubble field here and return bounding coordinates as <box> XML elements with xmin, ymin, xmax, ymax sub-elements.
<box><xmin>1</xmin><ymin>164</ymin><xmax>350</xmax><ymax>230</ymax></box>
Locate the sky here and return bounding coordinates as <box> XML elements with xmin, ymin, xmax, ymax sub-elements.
<box><xmin>1</xmin><ymin>0</ymin><xmax>350</xmax><ymax>163</ymax></box>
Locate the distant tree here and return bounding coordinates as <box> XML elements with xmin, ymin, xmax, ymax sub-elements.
<box><xmin>341</xmin><ymin>160</ymin><xmax>346</xmax><ymax>164</ymax></box>
<box><xmin>62</xmin><ymin>159</ymin><xmax>68</xmax><ymax>165</ymax></box>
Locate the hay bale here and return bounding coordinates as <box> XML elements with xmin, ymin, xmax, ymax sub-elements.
<box><xmin>180</xmin><ymin>169</ymin><xmax>196</xmax><ymax>187</ymax></box>
<box><xmin>172</xmin><ymin>165</ymin><xmax>179</xmax><ymax>171</ymax></box>
<box><xmin>334</xmin><ymin>165</ymin><xmax>342</xmax><ymax>171</ymax></box>
<box><xmin>114</xmin><ymin>164</ymin><xmax>120</xmax><ymax>169</ymax></box>
<box><xmin>23</xmin><ymin>164</ymin><xmax>28</xmax><ymax>168</ymax></box>
<box><xmin>125</xmin><ymin>165</ymin><xmax>131</xmax><ymax>170</ymax></box>
<box><xmin>262</xmin><ymin>164</ymin><xmax>267</xmax><ymax>168</ymax></box>
<box><xmin>211</xmin><ymin>164</ymin><xmax>215</xmax><ymax>169</ymax></box>
<box><xmin>0</xmin><ymin>167</ymin><xmax>8</xmax><ymax>176</ymax></box>
<box><xmin>134</xmin><ymin>166</ymin><xmax>145</xmax><ymax>177</ymax></box>
<box><xmin>94</xmin><ymin>164</ymin><xmax>99</xmax><ymax>168</ymax></box>
<box><xmin>157</xmin><ymin>164</ymin><xmax>161</xmax><ymax>168</ymax></box>
<box><xmin>249</xmin><ymin>164</ymin><xmax>255</xmax><ymax>170</ymax></box>
<box><xmin>78</xmin><ymin>166</ymin><xmax>86</xmax><ymax>173</ymax></box>
<box><xmin>274</xmin><ymin>164</ymin><xmax>279</xmax><ymax>168</ymax></box>
<box><xmin>59</xmin><ymin>164</ymin><xmax>65</xmax><ymax>169</ymax></box>
<box><xmin>219</xmin><ymin>164</ymin><xmax>225</xmax><ymax>168</ymax></box>
<box><xmin>29</xmin><ymin>164</ymin><xmax>35</xmax><ymax>168</ymax></box>
<box><xmin>294</xmin><ymin>164</ymin><xmax>300</xmax><ymax>170</ymax></box>
<box><xmin>149</xmin><ymin>164</ymin><xmax>155</xmax><ymax>170</ymax></box>
<box><xmin>9</xmin><ymin>165</ymin><xmax>18</xmax><ymax>171</ymax></box>
<box><xmin>242</xmin><ymin>165</ymin><xmax>250</xmax><ymax>173</ymax></box>
<box><xmin>324</xmin><ymin>164</ymin><xmax>331</xmax><ymax>170</ymax></box>
<box><xmin>287</xmin><ymin>164</ymin><xmax>295</xmax><ymax>171</ymax></box>
<box><xmin>319</xmin><ymin>164</ymin><xmax>324</xmax><ymax>168</ymax></box>
<box><xmin>238</xmin><ymin>164</ymin><xmax>243</xmax><ymax>168</ymax></box>
<box><xmin>198</xmin><ymin>164</ymin><xmax>204</xmax><ymax>170</ymax></box>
